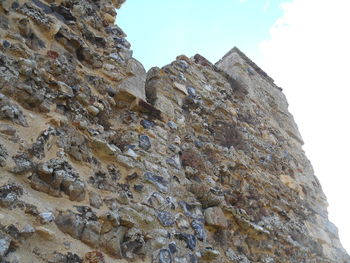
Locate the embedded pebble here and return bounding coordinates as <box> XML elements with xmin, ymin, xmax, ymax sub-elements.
<box><xmin>139</xmin><ymin>134</ymin><xmax>151</xmax><ymax>150</ymax></box>
<box><xmin>157</xmin><ymin>210</ymin><xmax>175</xmax><ymax>227</ymax></box>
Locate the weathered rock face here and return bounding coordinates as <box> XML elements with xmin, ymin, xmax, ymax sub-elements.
<box><xmin>0</xmin><ymin>1</ymin><xmax>348</xmax><ymax>262</ymax></box>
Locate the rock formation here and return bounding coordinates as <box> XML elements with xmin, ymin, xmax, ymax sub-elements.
<box><xmin>0</xmin><ymin>0</ymin><xmax>348</xmax><ymax>262</ymax></box>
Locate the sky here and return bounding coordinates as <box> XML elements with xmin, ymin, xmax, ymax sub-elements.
<box><xmin>118</xmin><ymin>0</ymin><xmax>350</xmax><ymax>253</ymax></box>
<box><xmin>117</xmin><ymin>0</ymin><xmax>286</xmax><ymax>70</ymax></box>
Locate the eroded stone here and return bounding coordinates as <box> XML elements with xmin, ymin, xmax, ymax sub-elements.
<box><xmin>204</xmin><ymin>207</ymin><xmax>228</xmax><ymax>229</ymax></box>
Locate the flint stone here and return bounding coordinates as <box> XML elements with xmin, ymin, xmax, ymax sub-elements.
<box><xmin>140</xmin><ymin>119</ymin><xmax>155</xmax><ymax>129</ymax></box>
<box><xmin>106</xmin><ymin>24</ymin><xmax>126</xmax><ymax>38</ymax></box>
<box><xmin>167</xmin><ymin>121</ymin><xmax>177</xmax><ymax>130</ymax></box>
<box><xmin>204</xmin><ymin>207</ymin><xmax>228</xmax><ymax>228</ymax></box>
<box><xmin>2</xmin><ymin>40</ymin><xmax>10</xmax><ymax>49</ymax></box>
<box><xmin>186</xmin><ymin>86</ymin><xmax>196</xmax><ymax>97</ymax></box>
<box><xmin>144</xmin><ymin>172</ymin><xmax>169</xmax><ymax>193</ymax></box>
<box><xmin>177</xmin><ymin>217</ymin><xmax>190</xmax><ymax>231</ymax></box>
<box><xmin>0</xmin><ymin>192</ymin><xmax>17</xmax><ymax>207</ymax></box>
<box><xmin>12</xmin><ymin>154</ymin><xmax>34</xmax><ymax>174</ymax></box>
<box><xmin>0</xmin><ymin>183</ymin><xmax>23</xmax><ymax>207</ymax></box>
<box><xmin>67</xmin><ymin>180</ymin><xmax>86</xmax><ymax>201</ymax></box>
<box><xmin>118</xmin><ymin>47</ymin><xmax>133</xmax><ymax>61</ymax></box>
<box><xmin>134</xmin><ymin>184</ymin><xmax>144</xmax><ymax>192</ymax></box>
<box><xmin>157</xmin><ymin>211</ymin><xmax>175</xmax><ymax>227</ymax></box>
<box><xmin>39</xmin><ymin>212</ymin><xmax>55</xmax><ymax>223</ymax></box>
<box><xmin>182</xmin><ymin>94</ymin><xmax>202</xmax><ymax>111</ymax></box>
<box><xmin>177</xmin><ymin>60</ymin><xmax>189</xmax><ymax>70</ymax></box>
<box><xmin>191</xmin><ymin>220</ymin><xmax>205</xmax><ymax>241</ymax></box>
<box><xmin>139</xmin><ymin>135</ymin><xmax>151</xmax><ymax>150</ymax></box>
<box><xmin>0</xmin><ymin>233</ymin><xmax>11</xmax><ymax>259</ymax></box>
<box><xmin>121</xmin><ymin>227</ymin><xmax>145</xmax><ymax>258</ymax></box>
<box><xmin>106</xmin><ymin>87</ymin><xmax>117</xmax><ymax>97</ymax></box>
<box><xmin>166</xmin><ymin>158</ymin><xmax>178</xmax><ymax>169</ymax></box>
<box><xmin>168</xmin><ymin>243</ymin><xmax>177</xmax><ymax>254</ymax></box>
<box><xmin>55</xmin><ymin>211</ymin><xmax>85</xmax><ymax>239</ymax></box>
<box><xmin>0</xmin><ymin>143</ymin><xmax>7</xmax><ymax>167</ymax></box>
<box><xmin>50</xmin><ymin>252</ymin><xmax>82</xmax><ymax>263</ymax></box>
<box><xmin>21</xmin><ymin>225</ymin><xmax>35</xmax><ymax>238</ymax></box>
<box><xmin>159</xmin><ymin>249</ymin><xmax>172</xmax><ymax>263</ymax></box>
<box><xmin>168</xmin><ymin>144</ymin><xmax>180</xmax><ymax>153</ymax></box>
<box><xmin>81</xmin><ymin>221</ymin><xmax>101</xmax><ymax>248</ymax></box>
<box><xmin>126</xmin><ymin>172</ymin><xmax>138</xmax><ymax>181</ymax></box>
<box><xmin>174</xmin><ymin>254</ymin><xmax>197</xmax><ymax>263</ymax></box>
<box><xmin>37</xmin><ymin>162</ymin><xmax>54</xmax><ymax>182</ymax></box>
<box><xmin>125</xmin><ymin>148</ymin><xmax>138</xmax><ymax>158</ymax></box>
<box><xmin>31</xmin><ymin>159</ymin><xmax>86</xmax><ymax>201</ymax></box>
<box><xmin>175</xmin><ymin>233</ymin><xmax>196</xmax><ymax>251</ymax></box>
<box><xmin>179</xmin><ymin>201</ymin><xmax>203</xmax><ymax>220</ymax></box>
<box><xmin>6</xmin><ymin>224</ymin><xmax>20</xmax><ymax>241</ymax></box>
<box><xmin>194</xmin><ymin>140</ymin><xmax>204</xmax><ymax>148</ymax></box>
<box><xmin>66</xmin><ymin>253</ymin><xmax>83</xmax><ymax>263</ymax></box>
<box><xmin>100</xmin><ymin>226</ymin><xmax>128</xmax><ymax>258</ymax></box>
<box><xmin>0</xmin><ymin>95</ymin><xmax>28</xmax><ymax>127</ymax></box>
<box><xmin>89</xmin><ymin>192</ymin><xmax>103</xmax><ymax>208</ymax></box>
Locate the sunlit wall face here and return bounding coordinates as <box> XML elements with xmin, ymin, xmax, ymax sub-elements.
<box><xmin>118</xmin><ymin>0</ymin><xmax>350</xmax><ymax>253</ymax></box>
<box><xmin>260</xmin><ymin>0</ymin><xmax>350</xmax><ymax>253</ymax></box>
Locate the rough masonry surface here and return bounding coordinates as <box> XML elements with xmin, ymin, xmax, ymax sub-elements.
<box><xmin>0</xmin><ymin>0</ymin><xmax>348</xmax><ymax>263</ymax></box>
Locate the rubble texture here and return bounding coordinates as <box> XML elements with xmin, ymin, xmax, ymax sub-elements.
<box><xmin>0</xmin><ymin>0</ymin><xmax>348</xmax><ymax>262</ymax></box>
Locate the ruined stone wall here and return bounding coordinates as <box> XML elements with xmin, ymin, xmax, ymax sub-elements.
<box><xmin>0</xmin><ymin>1</ymin><xmax>348</xmax><ymax>263</ymax></box>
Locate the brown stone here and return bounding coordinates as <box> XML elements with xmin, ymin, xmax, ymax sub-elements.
<box><xmin>204</xmin><ymin>207</ymin><xmax>228</xmax><ymax>228</ymax></box>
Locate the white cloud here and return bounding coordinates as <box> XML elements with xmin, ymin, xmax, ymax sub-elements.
<box><xmin>263</xmin><ymin>0</ymin><xmax>271</xmax><ymax>12</ymax></box>
<box><xmin>260</xmin><ymin>0</ymin><xmax>350</xmax><ymax>253</ymax></box>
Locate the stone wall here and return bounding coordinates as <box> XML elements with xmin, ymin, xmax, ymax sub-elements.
<box><xmin>0</xmin><ymin>1</ymin><xmax>348</xmax><ymax>262</ymax></box>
